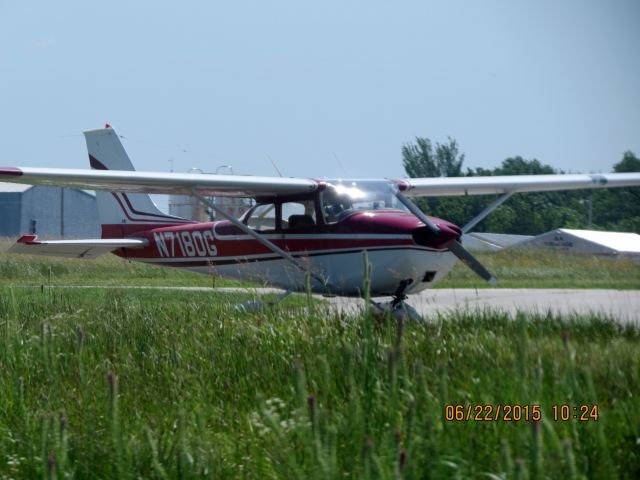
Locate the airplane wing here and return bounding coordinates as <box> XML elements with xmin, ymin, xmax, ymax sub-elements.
<box><xmin>1</xmin><ymin>167</ymin><xmax>639</xmax><ymax>198</ymax></box>
<box><xmin>8</xmin><ymin>235</ymin><xmax>148</xmax><ymax>259</ymax></box>
<box><xmin>401</xmin><ymin>173</ymin><xmax>640</xmax><ymax>197</ymax></box>
<box><xmin>0</xmin><ymin>167</ymin><xmax>317</xmax><ymax>197</ymax></box>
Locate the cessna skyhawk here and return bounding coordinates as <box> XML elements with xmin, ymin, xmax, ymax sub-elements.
<box><xmin>2</xmin><ymin>126</ymin><xmax>639</xmax><ymax>317</ymax></box>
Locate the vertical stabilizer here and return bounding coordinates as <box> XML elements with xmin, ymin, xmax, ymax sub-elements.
<box><xmin>84</xmin><ymin>126</ymin><xmax>191</xmax><ymax>238</ymax></box>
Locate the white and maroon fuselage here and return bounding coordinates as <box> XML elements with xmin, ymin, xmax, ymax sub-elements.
<box><xmin>107</xmin><ymin>185</ymin><xmax>462</xmax><ymax>297</ymax></box>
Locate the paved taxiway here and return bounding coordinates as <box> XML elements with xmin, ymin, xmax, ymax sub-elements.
<box><xmin>26</xmin><ymin>286</ymin><xmax>639</xmax><ymax>323</ymax></box>
<box><xmin>323</xmin><ymin>288</ymin><xmax>640</xmax><ymax>323</ymax></box>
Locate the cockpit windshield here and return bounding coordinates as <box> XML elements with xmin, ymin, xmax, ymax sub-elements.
<box><xmin>320</xmin><ymin>180</ymin><xmax>408</xmax><ymax>223</ymax></box>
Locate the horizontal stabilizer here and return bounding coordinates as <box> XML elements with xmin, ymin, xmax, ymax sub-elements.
<box><xmin>9</xmin><ymin>235</ymin><xmax>147</xmax><ymax>259</ymax></box>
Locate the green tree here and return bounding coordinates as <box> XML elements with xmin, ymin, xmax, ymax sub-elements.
<box><xmin>471</xmin><ymin>156</ymin><xmax>585</xmax><ymax>234</ymax></box>
<box><xmin>591</xmin><ymin>151</ymin><xmax>640</xmax><ymax>233</ymax></box>
<box><xmin>490</xmin><ymin>156</ymin><xmax>555</xmax><ymax>175</ymax></box>
<box><xmin>402</xmin><ymin>137</ymin><xmax>465</xmax><ymax>178</ymax></box>
<box><xmin>401</xmin><ymin>137</ymin><xmax>476</xmax><ymax>227</ymax></box>
<box><xmin>613</xmin><ymin>150</ymin><xmax>640</xmax><ymax>173</ymax></box>
<box><xmin>402</xmin><ymin>138</ymin><xmax>640</xmax><ymax>234</ymax></box>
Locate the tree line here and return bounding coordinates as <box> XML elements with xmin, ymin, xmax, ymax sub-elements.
<box><xmin>402</xmin><ymin>137</ymin><xmax>640</xmax><ymax>235</ymax></box>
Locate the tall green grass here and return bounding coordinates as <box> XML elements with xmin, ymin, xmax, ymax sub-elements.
<box><xmin>0</xmin><ymin>239</ymin><xmax>237</xmax><ymax>288</ymax></box>
<box><xmin>437</xmin><ymin>249</ymin><xmax>640</xmax><ymax>289</ymax></box>
<box><xmin>1</xmin><ymin>287</ymin><xmax>638</xmax><ymax>478</ymax></box>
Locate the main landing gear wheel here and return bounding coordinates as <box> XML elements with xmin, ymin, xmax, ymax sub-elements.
<box><xmin>371</xmin><ymin>279</ymin><xmax>424</xmax><ymax>322</ymax></box>
<box><xmin>235</xmin><ymin>290</ymin><xmax>293</xmax><ymax>313</ymax></box>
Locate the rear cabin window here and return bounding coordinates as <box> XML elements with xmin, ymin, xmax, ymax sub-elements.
<box><xmin>281</xmin><ymin>200</ymin><xmax>316</xmax><ymax>230</ymax></box>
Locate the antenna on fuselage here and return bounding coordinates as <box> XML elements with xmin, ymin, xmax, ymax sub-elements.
<box><xmin>333</xmin><ymin>151</ymin><xmax>349</xmax><ymax>177</ymax></box>
<box><xmin>267</xmin><ymin>154</ymin><xmax>284</xmax><ymax>177</ymax></box>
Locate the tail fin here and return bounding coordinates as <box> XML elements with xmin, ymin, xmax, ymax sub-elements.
<box><xmin>84</xmin><ymin>126</ymin><xmax>192</xmax><ymax>238</ymax></box>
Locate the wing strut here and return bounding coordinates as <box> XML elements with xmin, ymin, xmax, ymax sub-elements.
<box><xmin>191</xmin><ymin>190</ymin><xmax>328</xmax><ymax>287</ymax></box>
<box><xmin>462</xmin><ymin>192</ymin><xmax>513</xmax><ymax>234</ymax></box>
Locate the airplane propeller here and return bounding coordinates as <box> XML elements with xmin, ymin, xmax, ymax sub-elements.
<box><xmin>394</xmin><ymin>191</ymin><xmax>497</xmax><ymax>285</ymax></box>
<box><xmin>448</xmin><ymin>240</ymin><xmax>497</xmax><ymax>285</ymax></box>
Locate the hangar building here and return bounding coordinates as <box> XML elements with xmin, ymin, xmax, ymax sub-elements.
<box><xmin>0</xmin><ymin>183</ymin><xmax>100</xmax><ymax>239</ymax></box>
<box><xmin>462</xmin><ymin>232</ymin><xmax>532</xmax><ymax>252</ymax></box>
<box><xmin>516</xmin><ymin>228</ymin><xmax>640</xmax><ymax>259</ymax></box>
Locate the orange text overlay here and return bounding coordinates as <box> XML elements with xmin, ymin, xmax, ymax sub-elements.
<box><xmin>445</xmin><ymin>404</ymin><xmax>540</xmax><ymax>422</ymax></box>
<box><xmin>444</xmin><ymin>404</ymin><xmax>599</xmax><ymax>422</ymax></box>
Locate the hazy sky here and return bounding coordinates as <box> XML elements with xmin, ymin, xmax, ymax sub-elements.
<box><xmin>1</xmin><ymin>0</ymin><xmax>639</xmax><ymax>184</ymax></box>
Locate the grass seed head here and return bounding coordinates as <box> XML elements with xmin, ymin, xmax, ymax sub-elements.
<box><xmin>107</xmin><ymin>371</ymin><xmax>117</xmax><ymax>400</ymax></box>
<box><xmin>76</xmin><ymin>326</ymin><xmax>84</xmax><ymax>348</ymax></box>
<box><xmin>307</xmin><ymin>394</ymin><xmax>316</xmax><ymax>407</ymax></box>
<box><xmin>47</xmin><ymin>453</ymin><xmax>56</xmax><ymax>478</ymax></box>
<box><xmin>399</xmin><ymin>449</ymin><xmax>407</xmax><ymax>470</ymax></box>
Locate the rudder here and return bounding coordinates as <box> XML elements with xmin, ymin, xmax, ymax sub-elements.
<box><xmin>84</xmin><ymin>125</ymin><xmax>192</xmax><ymax>238</ymax></box>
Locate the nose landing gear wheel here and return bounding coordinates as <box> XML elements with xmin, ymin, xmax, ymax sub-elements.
<box><xmin>370</xmin><ymin>279</ymin><xmax>424</xmax><ymax>322</ymax></box>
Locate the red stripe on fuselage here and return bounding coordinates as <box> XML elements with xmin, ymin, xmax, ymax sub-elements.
<box><xmin>136</xmin><ymin>246</ymin><xmax>439</xmax><ymax>268</ymax></box>
<box><xmin>110</xmin><ymin>192</ymin><xmax>191</xmax><ymax>224</ymax></box>
<box><xmin>112</xmin><ymin>221</ymin><xmax>418</xmax><ymax>261</ymax></box>
<box><xmin>102</xmin><ymin>223</ymin><xmax>193</xmax><ymax>238</ymax></box>
<box><xmin>119</xmin><ymin>192</ymin><xmax>191</xmax><ymax>223</ymax></box>
<box><xmin>128</xmin><ymin>237</ymin><xmax>416</xmax><ymax>259</ymax></box>
<box><xmin>90</xmin><ymin>154</ymin><xmax>191</xmax><ymax>224</ymax></box>
<box><xmin>107</xmin><ymin>210</ymin><xmax>459</xmax><ymax>259</ymax></box>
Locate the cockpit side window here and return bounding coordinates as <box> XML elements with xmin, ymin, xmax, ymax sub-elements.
<box><xmin>245</xmin><ymin>202</ymin><xmax>277</xmax><ymax>231</ymax></box>
<box><xmin>320</xmin><ymin>190</ymin><xmax>353</xmax><ymax>224</ymax></box>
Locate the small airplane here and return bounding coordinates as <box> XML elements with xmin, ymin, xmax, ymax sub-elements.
<box><xmin>2</xmin><ymin>125</ymin><xmax>640</xmax><ymax>318</ymax></box>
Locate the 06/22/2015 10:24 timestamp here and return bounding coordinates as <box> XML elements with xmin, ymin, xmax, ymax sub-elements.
<box><xmin>444</xmin><ymin>404</ymin><xmax>599</xmax><ymax>422</ymax></box>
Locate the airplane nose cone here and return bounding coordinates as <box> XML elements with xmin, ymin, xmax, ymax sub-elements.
<box><xmin>412</xmin><ymin>219</ymin><xmax>461</xmax><ymax>249</ymax></box>
<box><xmin>438</xmin><ymin>220</ymin><xmax>462</xmax><ymax>240</ymax></box>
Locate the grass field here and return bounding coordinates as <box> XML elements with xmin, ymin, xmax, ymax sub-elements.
<box><xmin>0</xmin><ymin>287</ymin><xmax>639</xmax><ymax>478</ymax></box>
<box><xmin>1</xmin><ymin>239</ymin><xmax>639</xmax><ymax>290</ymax></box>
<box><xmin>1</xmin><ymin>243</ymin><xmax>639</xmax><ymax>478</ymax></box>
<box><xmin>437</xmin><ymin>249</ymin><xmax>640</xmax><ymax>289</ymax></box>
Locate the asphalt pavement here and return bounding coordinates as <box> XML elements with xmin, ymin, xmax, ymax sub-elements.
<box><xmin>18</xmin><ymin>285</ymin><xmax>640</xmax><ymax>323</ymax></box>
<box><xmin>323</xmin><ymin>288</ymin><xmax>640</xmax><ymax>323</ymax></box>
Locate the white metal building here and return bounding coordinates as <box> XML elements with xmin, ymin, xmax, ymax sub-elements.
<box><xmin>515</xmin><ymin>228</ymin><xmax>640</xmax><ymax>259</ymax></box>
<box><xmin>0</xmin><ymin>183</ymin><xmax>100</xmax><ymax>239</ymax></box>
<box><xmin>462</xmin><ymin>232</ymin><xmax>532</xmax><ymax>252</ymax></box>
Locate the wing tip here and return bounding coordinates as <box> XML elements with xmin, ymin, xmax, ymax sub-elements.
<box><xmin>0</xmin><ymin>167</ymin><xmax>23</xmax><ymax>177</ymax></box>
